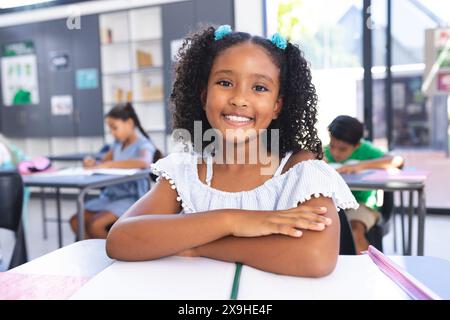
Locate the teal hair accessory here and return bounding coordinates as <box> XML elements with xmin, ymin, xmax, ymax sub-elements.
<box><xmin>270</xmin><ymin>33</ymin><xmax>287</xmax><ymax>50</ymax></box>
<box><xmin>214</xmin><ymin>25</ymin><xmax>232</xmax><ymax>41</ymax></box>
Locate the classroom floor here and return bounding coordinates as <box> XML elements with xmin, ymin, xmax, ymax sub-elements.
<box><xmin>1</xmin><ymin>196</ymin><xmax>450</xmax><ymax>271</ymax></box>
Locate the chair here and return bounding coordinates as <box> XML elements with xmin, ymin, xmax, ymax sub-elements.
<box><xmin>0</xmin><ymin>170</ymin><xmax>28</xmax><ymax>269</ymax></box>
<box><xmin>149</xmin><ymin>149</ymin><xmax>164</xmax><ymax>183</ymax></box>
<box><xmin>339</xmin><ymin>209</ymin><xmax>357</xmax><ymax>255</ymax></box>
<box><xmin>366</xmin><ymin>191</ymin><xmax>394</xmax><ymax>252</ymax></box>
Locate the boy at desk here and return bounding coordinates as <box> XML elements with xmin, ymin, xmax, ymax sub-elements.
<box><xmin>324</xmin><ymin>115</ymin><xmax>404</xmax><ymax>253</ymax></box>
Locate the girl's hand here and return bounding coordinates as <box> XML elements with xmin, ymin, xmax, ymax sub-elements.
<box><xmin>229</xmin><ymin>205</ymin><xmax>332</xmax><ymax>238</ymax></box>
<box><xmin>83</xmin><ymin>156</ymin><xmax>97</xmax><ymax>168</ymax></box>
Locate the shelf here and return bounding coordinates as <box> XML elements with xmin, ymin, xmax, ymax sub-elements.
<box><xmin>103</xmin><ymin>101</ymin><xmax>164</xmax><ymax>106</ymax></box>
<box><xmin>100</xmin><ymin>5</ymin><xmax>165</xmax><ymax>139</ymax></box>
<box><xmin>102</xmin><ymin>75</ymin><xmax>132</xmax><ymax>105</ymax></box>
<box><xmin>101</xmin><ymin>38</ymin><xmax>162</xmax><ymax>46</ymax></box>
<box><xmin>134</xmin><ymin>102</ymin><xmax>166</xmax><ymax>131</ymax></box>
<box><xmin>101</xmin><ymin>44</ymin><xmax>131</xmax><ymax>74</ymax></box>
<box><xmin>129</xmin><ymin>7</ymin><xmax>162</xmax><ymax>41</ymax></box>
<box><xmin>131</xmin><ymin>40</ymin><xmax>163</xmax><ymax>69</ymax></box>
<box><xmin>103</xmin><ymin>67</ymin><xmax>163</xmax><ymax>77</ymax></box>
<box><xmin>99</xmin><ymin>11</ymin><xmax>130</xmax><ymax>44</ymax></box>
<box><xmin>132</xmin><ymin>71</ymin><xmax>163</xmax><ymax>103</ymax></box>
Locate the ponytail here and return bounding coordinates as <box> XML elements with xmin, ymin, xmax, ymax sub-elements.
<box><xmin>106</xmin><ymin>103</ymin><xmax>150</xmax><ymax>140</ymax></box>
<box><xmin>124</xmin><ymin>103</ymin><xmax>150</xmax><ymax>140</ymax></box>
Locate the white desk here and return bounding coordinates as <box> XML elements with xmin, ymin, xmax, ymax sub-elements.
<box><xmin>10</xmin><ymin>239</ymin><xmax>113</xmax><ymax>277</ymax></box>
<box><xmin>342</xmin><ymin>170</ymin><xmax>427</xmax><ymax>256</ymax></box>
<box><xmin>7</xmin><ymin>240</ymin><xmax>450</xmax><ymax>300</ymax></box>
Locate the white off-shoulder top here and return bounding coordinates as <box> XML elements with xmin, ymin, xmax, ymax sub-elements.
<box><xmin>150</xmin><ymin>151</ymin><xmax>358</xmax><ymax>214</ymax></box>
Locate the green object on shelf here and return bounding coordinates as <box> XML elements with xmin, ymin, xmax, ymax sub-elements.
<box><xmin>12</xmin><ymin>88</ymin><xmax>31</xmax><ymax>105</ymax></box>
<box><xmin>230</xmin><ymin>263</ymin><xmax>242</xmax><ymax>300</ymax></box>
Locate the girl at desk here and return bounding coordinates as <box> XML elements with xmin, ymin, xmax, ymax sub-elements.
<box><xmin>106</xmin><ymin>25</ymin><xmax>358</xmax><ymax>277</ymax></box>
<box><xmin>69</xmin><ymin>103</ymin><xmax>156</xmax><ymax>239</ymax></box>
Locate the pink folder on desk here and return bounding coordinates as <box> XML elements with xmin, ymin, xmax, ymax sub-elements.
<box><xmin>362</xmin><ymin>170</ymin><xmax>429</xmax><ymax>182</ymax></box>
<box><xmin>0</xmin><ymin>272</ymin><xmax>90</xmax><ymax>300</ymax></box>
<box><xmin>365</xmin><ymin>246</ymin><xmax>441</xmax><ymax>300</ymax></box>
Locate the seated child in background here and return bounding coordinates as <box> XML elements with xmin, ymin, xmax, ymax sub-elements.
<box><xmin>324</xmin><ymin>115</ymin><xmax>404</xmax><ymax>253</ymax></box>
<box><xmin>0</xmin><ymin>134</ymin><xmax>26</xmax><ymax>170</ymax></box>
<box><xmin>69</xmin><ymin>103</ymin><xmax>156</xmax><ymax>239</ymax></box>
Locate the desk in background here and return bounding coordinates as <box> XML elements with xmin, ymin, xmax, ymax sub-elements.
<box><xmin>23</xmin><ymin>170</ymin><xmax>152</xmax><ymax>247</ymax></box>
<box><xmin>342</xmin><ymin>169</ymin><xmax>428</xmax><ymax>256</ymax></box>
<box><xmin>48</xmin><ymin>152</ymin><xmax>103</xmax><ymax>162</ymax></box>
<box><xmin>8</xmin><ymin>240</ymin><xmax>450</xmax><ymax>300</ymax></box>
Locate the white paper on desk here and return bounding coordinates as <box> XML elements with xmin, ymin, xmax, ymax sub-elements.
<box><xmin>31</xmin><ymin>167</ymin><xmax>90</xmax><ymax>177</ymax></box>
<box><xmin>70</xmin><ymin>257</ymin><xmax>236</xmax><ymax>300</ymax></box>
<box><xmin>35</xmin><ymin>167</ymin><xmax>139</xmax><ymax>177</ymax></box>
<box><xmin>237</xmin><ymin>255</ymin><xmax>410</xmax><ymax>300</ymax></box>
<box><xmin>88</xmin><ymin>168</ymin><xmax>140</xmax><ymax>176</ymax></box>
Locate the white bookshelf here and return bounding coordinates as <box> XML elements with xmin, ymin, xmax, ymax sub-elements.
<box><xmin>99</xmin><ymin>6</ymin><xmax>167</xmax><ymax>152</ymax></box>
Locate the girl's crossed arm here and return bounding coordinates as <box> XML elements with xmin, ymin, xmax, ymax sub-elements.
<box><xmin>191</xmin><ymin>196</ymin><xmax>339</xmax><ymax>277</ymax></box>
<box><xmin>106</xmin><ymin>178</ymin><xmax>339</xmax><ymax>277</ymax></box>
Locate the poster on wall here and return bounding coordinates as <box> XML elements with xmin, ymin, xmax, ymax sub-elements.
<box><xmin>1</xmin><ymin>40</ymin><xmax>40</xmax><ymax>106</ymax></box>
<box><xmin>76</xmin><ymin>68</ymin><xmax>98</xmax><ymax>89</ymax></box>
<box><xmin>49</xmin><ymin>52</ymin><xmax>70</xmax><ymax>72</ymax></box>
<box><xmin>51</xmin><ymin>95</ymin><xmax>73</xmax><ymax>116</ymax></box>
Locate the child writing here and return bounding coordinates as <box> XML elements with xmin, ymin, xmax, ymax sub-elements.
<box><xmin>106</xmin><ymin>25</ymin><xmax>358</xmax><ymax>277</ymax></box>
<box><xmin>69</xmin><ymin>103</ymin><xmax>156</xmax><ymax>239</ymax></box>
<box><xmin>324</xmin><ymin>115</ymin><xmax>404</xmax><ymax>253</ymax></box>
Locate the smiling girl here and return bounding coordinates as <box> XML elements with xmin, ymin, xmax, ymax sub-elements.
<box><xmin>106</xmin><ymin>25</ymin><xmax>358</xmax><ymax>277</ymax></box>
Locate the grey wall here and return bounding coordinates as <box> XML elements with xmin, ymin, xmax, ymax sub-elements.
<box><xmin>0</xmin><ymin>14</ymin><xmax>103</xmax><ymax>138</ymax></box>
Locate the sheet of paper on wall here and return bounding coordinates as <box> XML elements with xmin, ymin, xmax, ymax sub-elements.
<box><xmin>51</xmin><ymin>95</ymin><xmax>73</xmax><ymax>116</ymax></box>
<box><xmin>49</xmin><ymin>52</ymin><xmax>70</xmax><ymax>71</ymax></box>
<box><xmin>1</xmin><ymin>41</ymin><xmax>40</xmax><ymax>106</ymax></box>
<box><xmin>76</xmin><ymin>68</ymin><xmax>98</xmax><ymax>90</ymax></box>
<box><xmin>70</xmin><ymin>257</ymin><xmax>236</xmax><ymax>300</ymax></box>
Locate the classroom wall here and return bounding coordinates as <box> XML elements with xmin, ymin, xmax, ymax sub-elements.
<box><xmin>234</xmin><ymin>0</ymin><xmax>264</xmax><ymax>36</ymax></box>
<box><xmin>0</xmin><ymin>0</ymin><xmax>264</xmax><ymax>158</ymax></box>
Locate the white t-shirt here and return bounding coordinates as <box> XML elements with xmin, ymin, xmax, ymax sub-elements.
<box><xmin>151</xmin><ymin>151</ymin><xmax>358</xmax><ymax>214</ymax></box>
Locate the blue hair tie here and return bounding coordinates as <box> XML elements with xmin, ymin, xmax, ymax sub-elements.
<box><xmin>270</xmin><ymin>33</ymin><xmax>287</xmax><ymax>50</ymax></box>
<box><xmin>214</xmin><ymin>25</ymin><xmax>232</xmax><ymax>41</ymax></box>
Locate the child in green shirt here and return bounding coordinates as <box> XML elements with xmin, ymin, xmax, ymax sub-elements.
<box><xmin>324</xmin><ymin>115</ymin><xmax>404</xmax><ymax>253</ymax></box>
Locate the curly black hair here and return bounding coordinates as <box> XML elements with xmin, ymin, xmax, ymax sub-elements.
<box><xmin>170</xmin><ymin>25</ymin><xmax>322</xmax><ymax>159</ymax></box>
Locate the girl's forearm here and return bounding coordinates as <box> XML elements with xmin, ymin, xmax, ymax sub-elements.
<box><xmin>359</xmin><ymin>155</ymin><xmax>400</xmax><ymax>170</ymax></box>
<box><xmin>106</xmin><ymin>210</ymin><xmax>233</xmax><ymax>261</ymax></box>
<box><xmin>194</xmin><ymin>200</ymin><xmax>340</xmax><ymax>277</ymax></box>
<box><xmin>98</xmin><ymin>159</ymin><xmax>149</xmax><ymax>169</ymax></box>
<box><xmin>194</xmin><ymin>231</ymin><xmax>338</xmax><ymax>277</ymax></box>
